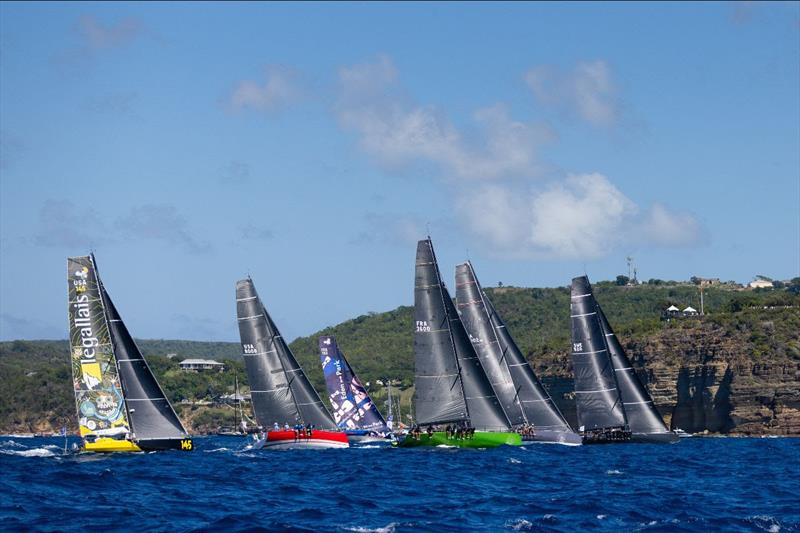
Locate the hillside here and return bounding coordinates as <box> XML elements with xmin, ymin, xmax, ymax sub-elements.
<box><xmin>1</xmin><ymin>281</ymin><xmax>799</xmax><ymax>435</ymax></box>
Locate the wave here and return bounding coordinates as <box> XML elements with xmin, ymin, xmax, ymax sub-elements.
<box><xmin>343</xmin><ymin>523</ymin><xmax>398</xmax><ymax>533</ymax></box>
<box><xmin>0</xmin><ymin>448</ymin><xmax>56</xmax><ymax>457</ymax></box>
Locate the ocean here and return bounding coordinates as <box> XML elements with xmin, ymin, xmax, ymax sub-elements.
<box><xmin>1</xmin><ymin>436</ymin><xmax>798</xmax><ymax>532</ymax></box>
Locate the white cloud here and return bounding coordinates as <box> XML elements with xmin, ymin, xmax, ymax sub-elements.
<box><xmin>228</xmin><ymin>67</ymin><xmax>302</xmax><ymax>113</ymax></box>
<box><xmin>457</xmin><ymin>174</ymin><xmax>704</xmax><ymax>259</ymax></box>
<box><xmin>525</xmin><ymin>60</ymin><xmax>619</xmax><ymax>126</ymax></box>
<box><xmin>336</xmin><ymin>56</ymin><xmax>551</xmax><ymax>181</ymax></box>
<box><xmin>334</xmin><ymin>56</ymin><xmax>704</xmax><ymax>259</ymax></box>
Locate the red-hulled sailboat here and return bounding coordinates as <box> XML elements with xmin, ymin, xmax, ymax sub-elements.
<box><xmin>236</xmin><ymin>277</ymin><xmax>349</xmax><ymax>449</ymax></box>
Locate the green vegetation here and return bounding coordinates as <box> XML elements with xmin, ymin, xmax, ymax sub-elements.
<box><xmin>1</xmin><ymin>281</ymin><xmax>798</xmax><ymax>434</ymax></box>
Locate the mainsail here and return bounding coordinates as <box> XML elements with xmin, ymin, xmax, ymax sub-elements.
<box><xmin>456</xmin><ymin>262</ymin><xmax>574</xmax><ymax>433</ymax></box>
<box><xmin>596</xmin><ymin>304</ymin><xmax>671</xmax><ymax>436</ymax></box>
<box><xmin>236</xmin><ymin>278</ymin><xmax>336</xmax><ymax>429</ymax></box>
<box><xmin>68</xmin><ymin>256</ymin><xmax>131</xmax><ymax>441</ymax></box>
<box><xmin>570</xmin><ymin>276</ymin><xmax>627</xmax><ymax>431</ymax></box>
<box><xmin>413</xmin><ymin>239</ymin><xmax>510</xmax><ymax>431</ymax></box>
<box><xmin>318</xmin><ymin>336</ymin><xmax>388</xmax><ymax>432</ymax></box>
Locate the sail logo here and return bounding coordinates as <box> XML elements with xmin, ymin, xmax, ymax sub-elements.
<box><xmin>573</xmin><ymin>342</ymin><xmax>583</xmax><ymax>352</ymax></box>
<box><xmin>415</xmin><ymin>321</ymin><xmax>431</xmax><ymax>332</ymax></box>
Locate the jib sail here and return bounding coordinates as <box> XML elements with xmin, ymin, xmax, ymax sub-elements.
<box><xmin>318</xmin><ymin>336</ymin><xmax>388</xmax><ymax>432</ymax></box>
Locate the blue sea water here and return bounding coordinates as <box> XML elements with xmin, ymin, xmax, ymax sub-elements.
<box><xmin>0</xmin><ymin>436</ymin><xmax>798</xmax><ymax>532</ymax></box>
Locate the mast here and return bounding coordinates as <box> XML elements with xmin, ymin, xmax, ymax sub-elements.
<box><xmin>93</xmin><ymin>254</ymin><xmax>188</xmax><ymax>442</ymax></box>
<box><xmin>236</xmin><ymin>278</ymin><xmax>336</xmax><ymax>429</ymax></box>
<box><xmin>413</xmin><ymin>238</ymin><xmax>511</xmax><ymax>431</ymax></box>
<box><xmin>570</xmin><ymin>276</ymin><xmax>627</xmax><ymax>432</ymax></box>
<box><xmin>457</xmin><ymin>261</ymin><xmax>576</xmax><ymax>434</ymax></box>
<box><xmin>596</xmin><ymin>304</ymin><xmax>670</xmax><ymax>435</ymax></box>
<box><xmin>318</xmin><ymin>336</ymin><xmax>388</xmax><ymax>432</ymax></box>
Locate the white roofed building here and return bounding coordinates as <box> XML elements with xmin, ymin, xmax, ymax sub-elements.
<box><xmin>179</xmin><ymin>359</ymin><xmax>225</xmax><ymax>372</ymax></box>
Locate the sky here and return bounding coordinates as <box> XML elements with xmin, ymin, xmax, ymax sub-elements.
<box><xmin>1</xmin><ymin>1</ymin><xmax>798</xmax><ymax>342</ymax></box>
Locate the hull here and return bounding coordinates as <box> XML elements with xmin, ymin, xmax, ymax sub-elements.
<box><xmin>83</xmin><ymin>437</ymin><xmax>142</xmax><ymax>453</ymax></box>
<box><xmin>522</xmin><ymin>429</ymin><xmax>583</xmax><ymax>446</ymax></box>
<box><xmin>82</xmin><ymin>437</ymin><xmax>194</xmax><ymax>453</ymax></box>
<box><xmin>252</xmin><ymin>430</ymin><xmax>349</xmax><ymax>450</ymax></box>
<box><xmin>581</xmin><ymin>427</ymin><xmax>633</xmax><ymax>445</ymax></box>
<box><xmin>631</xmin><ymin>432</ymin><xmax>680</xmax><ymax>444</ymax></box>
<box><xmin>347</xmin><ymin>434</ymin><xmax>391</xmax><ymax>444</ymax></box>
<box><xmin>397</xmin><ymin>431</ymin><xmax>522</xmax><ymax>448</ymax></box>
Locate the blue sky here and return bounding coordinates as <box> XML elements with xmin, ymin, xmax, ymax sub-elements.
<box><xmin>1</xmin><ymin>1</ymin><xmax>798</xmax><ymax>342</ymax></box>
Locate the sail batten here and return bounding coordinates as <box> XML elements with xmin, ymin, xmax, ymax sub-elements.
<box><xmin>455</xmin><ymin>262</ymin><xmax>575</xmax><ymax>435</ymax></box>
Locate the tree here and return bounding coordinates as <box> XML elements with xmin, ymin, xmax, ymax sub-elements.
<box><xmin>690</xmin><ymin>276</ymin><xmax>701</xmax><ymax>285</ymax></box>
<box><xmin>615</xmin><ymin>275</ymin><xmax>630</xmax><ymax>286</ymax></box>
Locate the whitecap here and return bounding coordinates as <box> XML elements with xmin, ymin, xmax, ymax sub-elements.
<box><xmin>505</xmin><ymin>518</ymin><xmax>532</xmax><ymax>530</ymax></box>
<box><xmin>204</xmin><ymin>447</ymin><xmax>231</xmax><ymax>453</ymax></box>
<box><xmin>435</xmin><ymin>444</ymin><xmax>456</xmax><ymax>448</ymax></box>
<box><xmin>0</xmin><ymin>440</ymin><xmax>26</xmax><ymax>449</ymax></box>
<box><xmin>597</xmin><ymin>515</ymin><xmax>607</xmax><ymax>520</ymax></box>
<box><xmin>606</xmin><ymin>469</ymin><xmax>623</xmax><ymax>475</ymax></box>
<box><xmin>508</xmin><ymin>458</ymin><xmax>522</xmax><ymax>464</ymax></box>
<box><xmin>344</xmin><ymin>522</ymin><xmax>397</xmax><ymax>533</ymax></box>
<box><xmin>1</xmin><ymin>448</ymin><xmax>56</xmax><ymax>457</ymax></box>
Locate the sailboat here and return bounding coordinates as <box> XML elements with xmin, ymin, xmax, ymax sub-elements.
<box><xmin>236</xmin><ymin>277</ymin><xmax>349</xmax><ymax>449</ymax></box>
<box><xmin>399</xmin><ymin>238</ymin><xmax>521</xmax><ymax>448</ymax></box>
<box><xmin>318</xmin><ymin>335</ymin><xmax>391</xmax><ymax>443</ymax></box>
<box><xmin>570</xmin><ymin>276</ymin><xmax>678</xmax><ymax>444</ymax></box>
<box><xmin>455</xmin><ymin>261</ymin><xmax>581</xmax><ymax>445</ymax></box>
<box><xmin>67</xmin><ymin>255</ymin><xmax>192</xmax><ymax>452</ymax></box>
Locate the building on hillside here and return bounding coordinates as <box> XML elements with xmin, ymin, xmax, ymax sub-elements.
<box><xmin>683</xmin><ymin>306</ymin><xmax>699</xmax><ymax>316</ymax></box>
<box><xmin>179</xmin><ymin>359</ymin><xmax>225</xmax><ymax>372</ymax></box>
<box><xmin>749</xmin><ymin>278</ymin><xmax>774</xmax><ymax>289</ymax></box>
<box><xmin>697</xmin><ymin>277</ymin><xmax>720</xmax><ymax>287</ymax></box>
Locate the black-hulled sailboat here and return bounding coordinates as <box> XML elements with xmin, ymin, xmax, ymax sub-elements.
<box><xmin>68</xmin><ymin>255</ymin><xmax>192</xmax><ymax>452</ymax></box>
<box><xmin>318</xmin><ymin>335</ymin><xmax>391</xmax><ymax>443</ymax></box>
<box><xmin>400</xmin><ymin>239</ymin><xmax>520</xmax><ymax>448</ymax></box>
<box><xmin>236</xmin><ymin>278</ymin><xmax>348</xmax><ymax>449</ymax></box>
<box><xmin>570</xmin><ymin>276</ymin><xmax>677</xmax><ymax>444</ymax></box>
<box><xmin>455</xmin><ymin>262</ymin><xmax>581</xmax><ymax>445</ymax></box>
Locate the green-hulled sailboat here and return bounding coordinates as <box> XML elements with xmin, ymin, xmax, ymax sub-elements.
<box><xmin>399</xmin><ymin>238</ymin><xmax>521</xmax><ymax>448</ymax></box>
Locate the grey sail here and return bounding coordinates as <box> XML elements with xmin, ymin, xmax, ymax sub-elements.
<box><xmin>413</xmin><ymin>240</ymin><xmax>469</xmax><ymax>426</ymax></box>
<box><xmin>597</xmin><ymin>305</ymin><xmax>672</xmax><ymax>437</ymax></box>
<box><xmin>570</xmin><ymin>276</ymin><xmax>627</xmax><ymax>431</ymax></box>
<box><xmin>94</xmin><ymin>255</ymin><xmax>188</xmax><ymax>442</ymax></box>
<box><xmin>236</xmin><ymin>278</ymin><xmax>336</xmax><ymax>429</ymax></box>
<box><xmin>454</xmin><ymin>263</ymin><xmax>526</xmax><ymax>426</ymax></box>
<box><xmin>414</xmin><ymin>239</ymin><xmax>510</xmax><ymax>431</ymax></box>
<box><xmin>456</xmin><ymin>262</ymin><xmax>575</xmax><ymax>434</ymax></box>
